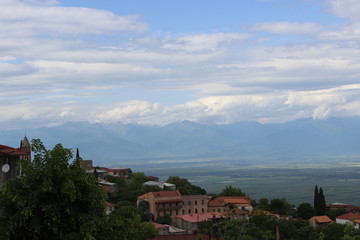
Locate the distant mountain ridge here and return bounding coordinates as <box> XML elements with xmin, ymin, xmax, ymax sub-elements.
<box><xmin>1</xmin><ymin>117</ymin><xmax>360</xmax><ymax>165</ymax></box>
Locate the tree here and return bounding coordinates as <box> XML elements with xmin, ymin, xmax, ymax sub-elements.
<box><xmin>219</xmin><ymin>185</ymin><xmax>246</xmax><ymax>197</ymax></box>
<box><xmin>314</xmin><ymin>185</ymin><xmax>319</xmax><ymax>212</ymax></box>
<box><xmin>99</xmin><ymin>206</ymin><xmax>157</xmax><ymax>240</ymax></box>
<box><xmin>257</xmin><ymin>198</ymin><xmax>270</xmax><ymax>211</ymax></box>
<box><xmin>156</xmin><ymin>214</ymin><xmax>172</xmax><ymax>225</ymax></box>
<box><xmin>269</xmin><ymin>198</ymin><xmax>292</xmax><ymax>216</ymax></box>
<box><xmin>297</xmin><ymin>202</ymin><xmax>315</xmax><ymax>220</ymax></box>
<box><xmin>318</xmin><ymin>187</ymin><xmax>326</xmax><ymax>215</ymax></box>
<box><xmin>167</xmin><ymin>176</ymin><xmax>206</xmax><ymax>195</ymax></box>
<box><xmin>0</xmin><ymin>139</ymin><xmax>107</xmax><ymax>240</ymax></box>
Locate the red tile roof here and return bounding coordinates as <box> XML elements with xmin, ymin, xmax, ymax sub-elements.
<box><xmin>151</xmin><ymin>190</ymin><xmax>181</xmax><ymax>198</ymax></box>
<box><xmin>225</xmin><ymin>209</ymin><xmax>249</xmax><ymax>215</ymax></box>
<box><xmin>105</xmin><ymin>202</ymin><xmax>118</xmax><ymax>207</ymax></box>
<box><xmin>311</xmin><ymin>216</ymin><xmax>333</xmax><ymax>223</ymax></box>
<box><xmin>208</xmin><ymin>196</ymin><xmax>251</xmax><ymax>207</ymax></box>
<box><xmin>337</xmin><ymin>213</ymin><xmax>360</xmax><ymax>221</ymax></box>
<box><xmin>138</xmin><ymin>193</ymin><xmax>148</xmax><ymax>200</ymax></box>
<box><xmin>0</xmin><ymin>145</ymin><xmax>28</xmax><ymax>156</ymax></box>
<box><xmin>175</xmin><ymin>212</ymin><xmax>223</xmax><ymax>223</ymax></box>
<box><xmin>152</xmin><ymin>222</ymin><xmax>168</xmax><ymax>229</ymax></box>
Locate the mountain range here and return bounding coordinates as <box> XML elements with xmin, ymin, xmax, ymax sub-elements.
<box><xmin>1</xmin><ymin>117</ymin><xmax>360</xmax><ymax>166</ymax></box>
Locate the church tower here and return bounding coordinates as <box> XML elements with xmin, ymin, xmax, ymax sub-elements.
<box><xmin>20</xmin><ymin>136</ymin><xmax>31</xmax><ymax>162</ymax></box>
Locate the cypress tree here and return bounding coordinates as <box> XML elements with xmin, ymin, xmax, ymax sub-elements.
<box><xmin>318</xmin><ymin>187</ymin><xmax>326</xmax><ymax>215</ymax></box>
<box><xmin>314</xmin><ymin>185</ymin><xmax>319</xmax><ymax>213</ymax></box>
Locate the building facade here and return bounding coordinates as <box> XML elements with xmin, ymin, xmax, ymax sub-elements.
<box><xmin>0</xmin><ymin>137</ymin><xmax>31</xmax><ymax>187</ymax></box>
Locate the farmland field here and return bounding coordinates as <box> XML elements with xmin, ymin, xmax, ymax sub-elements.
<box><xmin>118</xmin><ymin>155</ymin><xmax>360</xmax><ymax>206</ymax></box>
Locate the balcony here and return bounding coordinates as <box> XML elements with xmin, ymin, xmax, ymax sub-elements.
<box><xmin>156</xmin><ymin>205</ymin><xmax>182</xmax><ymax>211</ymax></box>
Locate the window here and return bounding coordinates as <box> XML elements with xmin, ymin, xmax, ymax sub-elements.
<box><xmin>202</xmin><ymin>208</ymin><xmax>204</xmax><ymax>213</ymax></box>
<box><xmin>195</xmin><ymin>201</ymin><xmax>197</xmax><ymax>205</ymax></box>
<box><xmin>189</xmin><ymin>201</ymin><xmax>191</xmax><ymax>205</ymax></box>
<box><xmin>176</xmin><ymin>210</ymin><xmax>178</xmax><ymax>215</ymax></box>
<box><xmin>195</xmin><ymin>209</ymin><xmax>198</xmax><ymax>214</ymax></box>
<box><xmin>189</xmin><ymin>209</ymin><xmax>191</xmax><ymax>214</ymax></box>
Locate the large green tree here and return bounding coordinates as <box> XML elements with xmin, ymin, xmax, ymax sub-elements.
<box><xmin>218</xmin><ymin>185</ymin><xmax>246</xmax><ymax>197</ymax></box>
<box><xmin>167</xmin><ymin>176</ymin><xmax>206</xmax><ymax>195</ymax></box>
<box><xmin>0</xmin><ymin>139</ymin><xmax>156</xmax><ymax>240</ymax></box>
<box><xmin>0</xmin><ymin>139</ymin><xmax>107</xmax><ymax>239</ymax></box>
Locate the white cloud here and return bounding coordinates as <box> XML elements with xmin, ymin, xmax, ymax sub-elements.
<box><xmin>327</xmin><ymin>0</ymin><xmax>360</xmax><ymax>21</ymax></box>
<box><xmin>0</xmin><ymin>0</ymin><xmax>148</xmax><ymax>37</ymax></box>
<box><xmin>163</xmin><ymin>33</ymin><xmax>250</xmax><ymax>52</ymax></box>
<box><xmin>252</xmin><ymin>22</ymin><xmax>322</xmax><ymax>36</ymax></box>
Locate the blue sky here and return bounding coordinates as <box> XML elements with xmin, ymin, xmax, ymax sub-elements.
<box><xmin>1</xmin><ymin>0</ymin><xmax>360</xmax><ymax>129</ymax></box>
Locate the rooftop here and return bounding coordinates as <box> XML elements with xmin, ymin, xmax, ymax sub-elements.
<box><xmin>208</xmin><ymin>196</ymin><xmax>251</xmax><ymax>207</ymax></box>
<box><xmin>337</xmin><ymin>213</ymin><xmax>360</xmax><ymax>221</ymax></box>
<box><xmin>151</xmin><ymin>190</ymin><xmax>181</xmax><ymax>199</ymax></box>
<box><xmin>0</xmin><ymin>145</ymin><xmax>28</xmax><ymax>156</ymax></box>
<box><xmin>311</xmin><ymin>216</ymin><xmax>333</xmax><ymax>223</ymax></box>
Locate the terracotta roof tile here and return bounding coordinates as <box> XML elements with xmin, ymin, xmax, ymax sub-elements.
<box><xmin>312</xmin><ymin>216</ymin><xmax>333</xmax><ymax>223</ymax></box>
<box><xmin>337</xmin><ymin>213</ymin><xmax>360</xmax><ymax>221</ymax></box>
<box><xmin>151</xmin><ymin>190</ymin><xmax>181</xmax><ymax>198</ymax></box>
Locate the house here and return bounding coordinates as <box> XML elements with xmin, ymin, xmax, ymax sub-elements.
<box><xmin>144</xmin><ymin>181</ymin><xmax>165</xmax><ymax>189</ymax></box>
<box><xmin>251</xmin><ymin>210</ymin><xmax>280</xmax><ymax>219</ymax></box>
<box><xmin>309</xmin><ymin>216</ymin><xmax>333</xmax><ymax>228</ymax></box>
<box><xmin>152</xmin><ymin>222</ymin><xmax>170</xmax><ymax>235</ymax></box>
<box><xmin>144</xmin><ymin>181</ymin><xmax>176</xmax><ymax>190</ymax></box>
<box><xmin>97</xmin><ymin>177</ymin><xmax>116</xmax><ymax>194</ymax></box>
<box><xmin>225</xmin><ymin>208</ymin><xmax>249</xmax><ymax>220</ymax></box>
<box><xmin>146</xmin><ymin>190</ymin><xmax>183</xmax><ymax>222</ymax></box>
<box><xmin>208</xmin><ymin>196</ymin><xmax>252</xmax><ymax>213</ymax></box>
<box><xmin>105</xmin><ymin>202</ymin><xmax>118</xmax><ymax>215</ymax></box>
<box><xmin>148</xmin><ymin>176</ymin><xmax>160</xmax><ymax>182</ymax></box>
<box><xmin>0</xmin><ymin>137</ymin><xmax>31</xmax><ymax>187</ymax></box>
<box><xmin>138</xmin><ymin>191</ymin><xmax>213</xmax><ymax>222</ymax></box>
<box><xmin>336</xmin><ymin>213</ymin><xmax>360</xmax><ymax>229</ymax></box>
<box><xmin>152</xmin><ymin>222</ymin><xmax>186</xmax><ymax>236</ymax></box>
<box><xmin>175</xmin><ymin>212</ymin><xmax>223</xmax><ymax>234</ymax></box>
<box><xmin>327</xmin><ymin>203</ymin><xmax>360</xmax><ymax>214</ymax></box>
<box><xmin>181</xmin><ymin>195</ymin><xmax>208</xmax><ymax>215</ymax></box>
<box><xmin>105</xmin><ymin>168</ymin><xmax>131</xmax><ymax>179</ymax></box>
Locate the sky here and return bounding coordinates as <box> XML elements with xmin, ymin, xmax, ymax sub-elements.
<box><xmin>1</xmin><ymin>0</ymin><xmax>360</xmax><ymax>129</ymax></box>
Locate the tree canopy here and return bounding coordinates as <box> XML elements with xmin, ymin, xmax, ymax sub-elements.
<box><xmin>0</xmin><ymin>139</ymin><xmax>156</xmax><ymax>240</ymax></box>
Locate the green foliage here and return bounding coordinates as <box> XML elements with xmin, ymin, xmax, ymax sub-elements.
<box><xmin>167</xmin><ymin>176</ymin><xmax>206</xmax><ymax>195</ymax></box>
<box><xmin>269</xmin><ymin>198</ymin><xmax>292</xmax><ymax>215</ymax></box>
<box><xmin>257</xmin><ymin>198</ymin><xmax>270</xmax><ymax>211</ymax></box>
<box><xmin>314</xmin><ymin>185</ymin><xmax>326</xmax><ymax>216</ymax></box>
<box><xmin>297</xmin><ymin>202</ymin><xmax>315</xmax><ymax>220</ymax></box>
<box><xmin>218</xmin><ymin>185</ymin><xmax>246</xmax><ymax>197</ymax></box>
<box><xmin>318</xmin><ymin>187</ymin><xmax>326</xmax><ymax>215</ymax></box>
<box><xmin>156</xmin><ymin>214</ymin><xmax>172</xmax><ymax>225</ymax></box>
<box><xmin>99</xmin><ymin>206</ymin><xmax>157</xmax><ymax>240</ymax></box>
<box><xmin>110</xmin><ymin>171</ymin><xmax>161</xmax><ymax>204</ymax></box>
<box><xmin>0</xmin><ymin>139</ymin><xmax>107</xmax><ymax>240</ymax></box>
<box><xmin>321</xmin><ymin>223</ymin><xmax>347</xmax><ymax>240</ymax></box>
<box><xmin>138</xmin><ymin>200</ymin><xmax>152</xmax><ymax>222</ymax></box>
<box><xmin>0</xmin><ymin>139</ymin><xmax>158</xmax><ymax>240</ymax></box>
<box><xmin>326</xmin><ymin>208</ymin><xmax>349</xmax><ymax>221</ymax></box>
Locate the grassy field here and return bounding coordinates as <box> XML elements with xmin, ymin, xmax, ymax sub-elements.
<box><xmin>119</xmin><ymin>155</ymin><xmax>360</xmax><ymax>206</ymax></box>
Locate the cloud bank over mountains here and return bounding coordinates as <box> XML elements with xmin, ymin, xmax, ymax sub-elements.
<box><xmin>1</xmin><ymin>0</ymin><xmax>360</xmax><ymax>130</ymax></box>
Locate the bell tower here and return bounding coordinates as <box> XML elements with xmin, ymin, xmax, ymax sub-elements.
<box><xmin>20</xmin><ymin>136</ymin><xmax>31</xmax><ymax>162</ymax></box>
